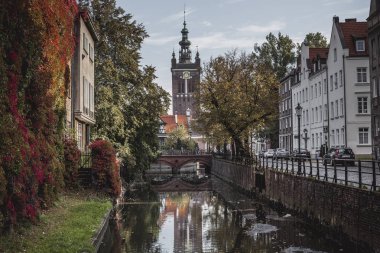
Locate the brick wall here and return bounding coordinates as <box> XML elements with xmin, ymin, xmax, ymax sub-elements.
<box><xmin>212</xmin><ymin>158</ymin><xmax>380</xmax><ymax>252</ymax></box>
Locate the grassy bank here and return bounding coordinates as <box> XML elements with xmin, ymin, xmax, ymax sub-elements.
<box><xmin>0</xmin><ymin>191</ymin><xmax>112</xmax><ymax>253</ymax></box>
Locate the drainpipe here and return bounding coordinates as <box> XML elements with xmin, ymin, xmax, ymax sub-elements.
<box><xmin>343</xmin><ymin>55</ymin><xmax>348</xmax><ymax>147</ymax></box>
<box><xmin>326</xmin><ymin>66</ymin><xmax>330</xmax><ymax>149</ymax></box>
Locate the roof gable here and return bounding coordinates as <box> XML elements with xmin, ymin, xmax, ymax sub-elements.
<box><xmin>335</xmin><ymin>19</ymin><xmax>368</xmax><ymax>57</ymax></box>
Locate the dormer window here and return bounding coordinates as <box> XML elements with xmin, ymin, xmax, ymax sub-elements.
<box><xmin>356</xmin><ymin>40</ymin><xmax>365</xmax><ymax>52</ymax></box>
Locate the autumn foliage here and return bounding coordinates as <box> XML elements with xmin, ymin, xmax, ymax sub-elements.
<box><xmin>63</xmin><ymin>138</ymin><xmax>81</xmax><ymax>188</ymax></box>
<box><xmin>90</xmin><ymin>140</ymin><xmax>121</xmax><ymax>197</ymax></box>
<box><xmin>0</xmin><ymin>0</ymin><xmax>78</xmax><ymax>228</ymax></box>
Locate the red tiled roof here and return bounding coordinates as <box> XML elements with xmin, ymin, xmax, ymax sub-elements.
<box><xmin>338</xmin><ymin>21</ymin><xmax>368</xmax><ymax>57</ymax></box>
<box><xmin>309</xmin><ymin>48</ymin><xmax>329</xmax><ymax>62</ymax></box>
<box><xmin>160</xmin><ymin>115</ymin><xmax>189</xmax><ymax>133</ymax></box>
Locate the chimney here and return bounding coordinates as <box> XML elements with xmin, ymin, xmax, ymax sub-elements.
<box><xmin>345</xmin><ymin>18</ymin><xmax>357</xmax><ymax>22</ymax></box>
<box><xmin>333</xmin><ymin>16</ymin><xmax>339</xmax><ymax>23</ymax></box>
<box><xmin>174</xmin><ymin>111</ymin><xmax>178</xmax><ymax>124</ymax></box>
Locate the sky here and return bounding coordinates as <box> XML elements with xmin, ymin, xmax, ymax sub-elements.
<box><xmin>116</xmin><ymin>0</ymin><xmax>370</xmax><ymax>99</ymax></box>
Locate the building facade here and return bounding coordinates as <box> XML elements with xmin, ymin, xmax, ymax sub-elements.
<box><xmin>368</xmin><ymin>0</ymin><xmax>380</xmax><ymax>159</ymax></box>
<box><xmin>279</xmin><ymin>71</ymin><xmax>295</xmax><ymax>151</ymax></box>
<box><xmin>66</xmin><ymin>9</ymin><xmax>98</xmax><ymax>151</ymax></box>
<box><xmin>291</xmin><ymin>45</ymin><xmax>329</xmax><ymax>155</ymax></box>
<box><xmin>289</xmin><ymin>17</ymin><xmax>371</xmax><ymax>157</ymax></box>
<box><xmin>171</xmin><ymin>19</ymin><xmax>201</xmax><ymax>116</ymax></box>
<box><xmin>327</xmin><ymin>17</ymin><xmax>371</xmax><ymax>157</ymax></box>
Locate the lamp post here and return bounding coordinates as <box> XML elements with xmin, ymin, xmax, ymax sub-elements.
<box><xmin>303</xmin><ymin>128</ymin><xmax>308</xmax><ymax>150</ymax></box>
<box><xmin>295</xmin><ymin>103</ymin><xmax>302</xmax><ymax>175</ymax></box>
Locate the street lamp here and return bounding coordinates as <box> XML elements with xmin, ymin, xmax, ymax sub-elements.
<box><xmin>295</xmin><ymin>103</ymin><xmax>302</xmax><ymax>175</ymax></box>
<box><xmin>303</xmin><ymin>128</ymin><xmax>308</xmax><ymax>150</ymax></box>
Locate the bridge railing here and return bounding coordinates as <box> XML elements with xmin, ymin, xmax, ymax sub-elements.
<box><xmin>214</xmin><ymin>153</ymin><xmax>380</xmax><ymax>192</ymax></box>
<box><xmin>160</xmin><ymin>149</ymin><xmax>210</xmax><ymax>156</ymax></box>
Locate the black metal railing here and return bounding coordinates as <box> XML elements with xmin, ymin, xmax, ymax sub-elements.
<box><xmin>160</xmin><ymin>149</ymin><xmax>210</xmax><ymax>156</ymax></box>
<box><xmin>214</xmin><ymin>154</ymin><xmax>380</xmax><ymax>192</ymax></box>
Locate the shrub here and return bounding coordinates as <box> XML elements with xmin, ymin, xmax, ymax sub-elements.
<box><xmin>63</xmin><ymin>137</ymin><xmax>81</xmax><ymax>188</ymax></box>
<box><xmin>90</xmin><ymin>140</ymin><xmax>121</xmax><ymax>197</ymax></box>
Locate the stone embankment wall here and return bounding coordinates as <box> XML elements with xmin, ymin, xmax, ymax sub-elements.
<box><xmin>212</xmin><ymin>158</ymin><xmax>380</xmax><ymax>252</ymax></box>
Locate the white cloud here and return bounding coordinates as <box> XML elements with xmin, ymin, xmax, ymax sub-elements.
<box><xmin>193</xmin><ymin>32</ymin><xmax>262</xmax><ymax>50</ymax></box>
<box><xmin>202</xmin><ymin>21</ymin><xmax>212</xmax><ymax>27</ymax></box>
<box><xmin>145</xmin><ymin>34</ymin><xmax>178</xmax><ymax>46</ymax></box>
<box><xmin>322</xmin><ymin>0</ymin><xmax>352</xmax><ymax>6</ymax></box>
<box><xmin>238</xmin><ymin>21</ymin><xmax>286</xmax><ymax>33</ymax></box>
<box><xmin>160</xmin><ymin>8</ymin><xmax>195</xmax><ymax>23</ymax></box>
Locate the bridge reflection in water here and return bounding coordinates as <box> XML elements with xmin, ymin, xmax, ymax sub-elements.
<box><xmin>112</xmin><ymin>174</ymin><xmax>370</xmax><ymax>253</ymax></box>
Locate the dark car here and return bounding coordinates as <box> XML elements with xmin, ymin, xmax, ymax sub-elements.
<box><xmin>274</xmin><ymin>148</ymin><xmax>290</xmax><ymax>160</ymax></box>
<box><xmin>323</xmin><ymin>147</ymin><xmax>355</xmax><ymax>166</ymax></box>
<box><xmin>292</xmin><ymin>149</ymin><xmax>311</xmax><ymax>159</ymax></box>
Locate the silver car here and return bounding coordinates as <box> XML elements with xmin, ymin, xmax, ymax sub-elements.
<box><xmin>274</xmin><ymin>148</ymin><xmax>290</xmax><ymax>159</ymax></box>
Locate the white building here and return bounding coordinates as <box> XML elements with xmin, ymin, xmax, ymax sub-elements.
<box><xmin>292</xmin><ymin>46</ymin><xmax>329</xmax><ymax>155</ymax></box>
<box><xmin>290</xmin><ymin>17</ymin><xmax>371</xmax><ymax>158</ymax></box>
<box><xmin>327</xmin><ymin>17</ymin><xmax>371</xmax><ymax>157</ymax></box>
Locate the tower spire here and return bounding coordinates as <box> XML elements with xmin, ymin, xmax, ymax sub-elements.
<box><xmin>179</xmin><ymin>5</ymin><xmax>191</xmax><ymax>63</ymax></box>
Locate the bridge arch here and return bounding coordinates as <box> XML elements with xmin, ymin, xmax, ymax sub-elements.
<box><xmin>154</xmin><ymin>154</ymin><xmax>212</xmax><ymax>174</ymax></box>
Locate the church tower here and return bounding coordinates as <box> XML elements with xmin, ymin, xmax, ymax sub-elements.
<box><xmin>171</xmin><ymin>14</ymin><xmax>201</xmax><ymax>117</ymax></box>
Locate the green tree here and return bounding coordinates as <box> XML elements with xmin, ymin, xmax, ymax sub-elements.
<box><xmin>253</xmin><ymin>33</ymin><xmax>296</xmax><ymax>148</ymax></box>
<box><xmin>297</xmin><ymin>32</ymin><xmax>328</xmax><ymax>53</ymax></box>
<box><xmin>163</xmin><ymin>126</ymin><xmax>196</xmax><ymax>151</ymax></box>
<box><xmin>254</xmin><ymin>32</ymin><xmax>296</xmax><ymax>80</ymax></box>
<box><xmin>195</xmin><ymin>51</ymin><xmax>278</xmax><ymax>156</ymax></box>
<box><xmin>91</xmin><ymin>0</ymin><xmax>169</xmax><ymax>174</ymax></box>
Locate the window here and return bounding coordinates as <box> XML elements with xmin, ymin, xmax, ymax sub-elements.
<box><xmin>330</xmin><ymin>75</ymin><xmax>333</xmax><ymax>91</ymax></box>
<box><xmin>356</xmin><ymin>40</ymin><xmax>365</xmax><ymax>52</ymax></box>
<box><xmin>319</xmin><ymin>106</ymin><xmax>322</xmax><ymax>122</ymax></box>
<box><xmin>339</xmin><ymin>70</ymin><xmax>343</xmax><ymax>87</ymax></box>
<box><xmin>331</xmin><ymin>102</ymin><xmax>334</xmax><ymax>119</ymax></box>
<box><xmin>303</xmin><ymin>111</ymin><xmax>305</xmax><ymax>126</ymax></box>
<box><xmin>89</xmin><ymin>44</ymin><xmax>94</xmax><ymax>62</ymax></box>
<box><xmin>83</xmin><ymin>33</ymin><xmax>89</xmax><ymax>53</ymax></box>
<box><xmin>83</xmin><ymin>77</ymin><xmax>89</xmax><ymax>114</ymax></box>
<box><xmin>336</xmin><ymin>129</ymin><xmax>340</xmax><ymax>146</ymax></box>
<box><xmin>334</xmin><ymin>73</ymin><xmax>338</xmax><ymax>89</ymax></box>
<box><xmin>340</xmin><ymin>98</ymin><xmax>344</xmax><ymax>116</ymax></box>
<box><xmin>341</xmin><ymin>128</ymin><xmax>345</xmax><ymax>145</ymax></box>
<box><xmin>302</xmin><ymin>89</ymin><xmax>305</xmax><ymax>103</ymax></box>
<box><xmin>316</xmin><ymin>107</ymin><xmax>318</xmax><ymax>122</ymax></box>
<box><xmin>373</xmin><ymin>77</ymin><xmax>378</xmax><ymax>98</ymax></box>
<box><xmin>332</xmin><ymin>130</ymin><xmax>335</xmax><ymax>146</ymax></box>
<box><xmin>359</xmin><ymin>128</ymin><xmax>369</xmax><ymax>144</ymax></box>
<box><xmin>89</xmin><ymin>83</ymin><xmax>94</xmax><ymax>118</ymax></box>
<box><xmin>312</xmin><ymin>134</ymin><xmax>315</xmax><ymax>149</ymax></box>
<box><xmin>77</xmin><ymin>123</ymin><xmax>83</xmax><ymax>150</ymax></box>
<box><xmin>315</xmin><ymin>84</ymin><xmax>317</xmax><ymax>98</ymax></box>
<box><xmin>306</xmin><ymin>88</ymin><xmax>308</xmax><ymax>101</ymax></box>
<box><xmin>312</xmin><ymin>108</ymin><xmax>314</xmax><ymax>123</ymax></box>
<box><xmin>334</xmin><ymin>48</ymin><xmax>337</xmax><ymax>62</ymax></box>
<box><xmin>306</xmin><ymin>110</ymin><xmax>309</xmax><ymax>124</ymax></box>
<box><xmin>325</xmin><ymin>104</ymin><xmax>328</xmax><ymax>121</ymax></box>
<box><xmin>319</xmin><ymin>82</ymin><xmax>322</xmax><ymax>96</ymax></box>
<box><xmin>335</xmin><ymin>100</ymin><xmax>339</xmax><ymax>117</ymax></box>
<box><xmin>324</xmin><ymin>79</ymin><xmax>327</xmax><ymax>94</ymax></box>
<box><xmin>358</xmin><ymin>97</ymin><xmax>368</xmax><ymax>114</ymax></box>
<box><xmin>311</xmin><ymin>86</ymin><xmax>313</xmax><ymax>99</ymax></box>
<box><xmin>357</xmin><ymin>67</ymin><xmax>367</xmax><ymax>83</ymax></box>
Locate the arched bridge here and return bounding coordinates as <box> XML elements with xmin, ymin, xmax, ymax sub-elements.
<box><xmin>153</xmin><ymin>151</ymin><xmax>212</xmax><ymax>174</ymax></box>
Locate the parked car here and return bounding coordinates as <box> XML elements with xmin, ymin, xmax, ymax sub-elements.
<box><xmin>264</xmin><ymin>149</ymin><xmax>275</xmax><ymax>158</ymax></box>
<box><xmin>274</xmin><ymin>148</ymin><xmax>290</xmax><ymax>160</ymax></box>
<box><xmin>323</xmin><ymin>147</ymin><xmax>355</xmax><ymax>166</ymax></box>
<box><xmin>292</xmin><ymin>149</ymin><xmax>311</xmax><ymax>159</ymax></box>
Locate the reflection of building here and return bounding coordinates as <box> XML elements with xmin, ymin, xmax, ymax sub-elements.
<box><xmin>66</xmin><ymin>8</ymin><xmax>98</xmax><ymax>151</ymax></box>
<box><xmin>158</xmin><ymin>193</ymin><xmax>203</xmax><ymax>252</ymax></box>
<box><xmin>368</xmin><ymin>0</ymin><xmax>380</xmax><ymax>159</ymax></box>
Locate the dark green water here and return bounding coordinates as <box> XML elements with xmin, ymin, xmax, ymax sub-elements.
<box><xmin>111</xmin><ymin>176</ymin><xmax>370</xmax><ymax>253</ymax></box>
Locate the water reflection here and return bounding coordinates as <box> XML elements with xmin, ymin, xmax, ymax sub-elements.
<box><xmin>116</xmin><ymin>178</ymin><xmax>370</xmax><ymax>253</ymax></box>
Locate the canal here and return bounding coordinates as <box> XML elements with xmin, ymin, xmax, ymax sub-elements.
<box><xmin>108</xmin><ymin>175</ymin><xmax>370</xmax><ymax>253</ymax></box>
